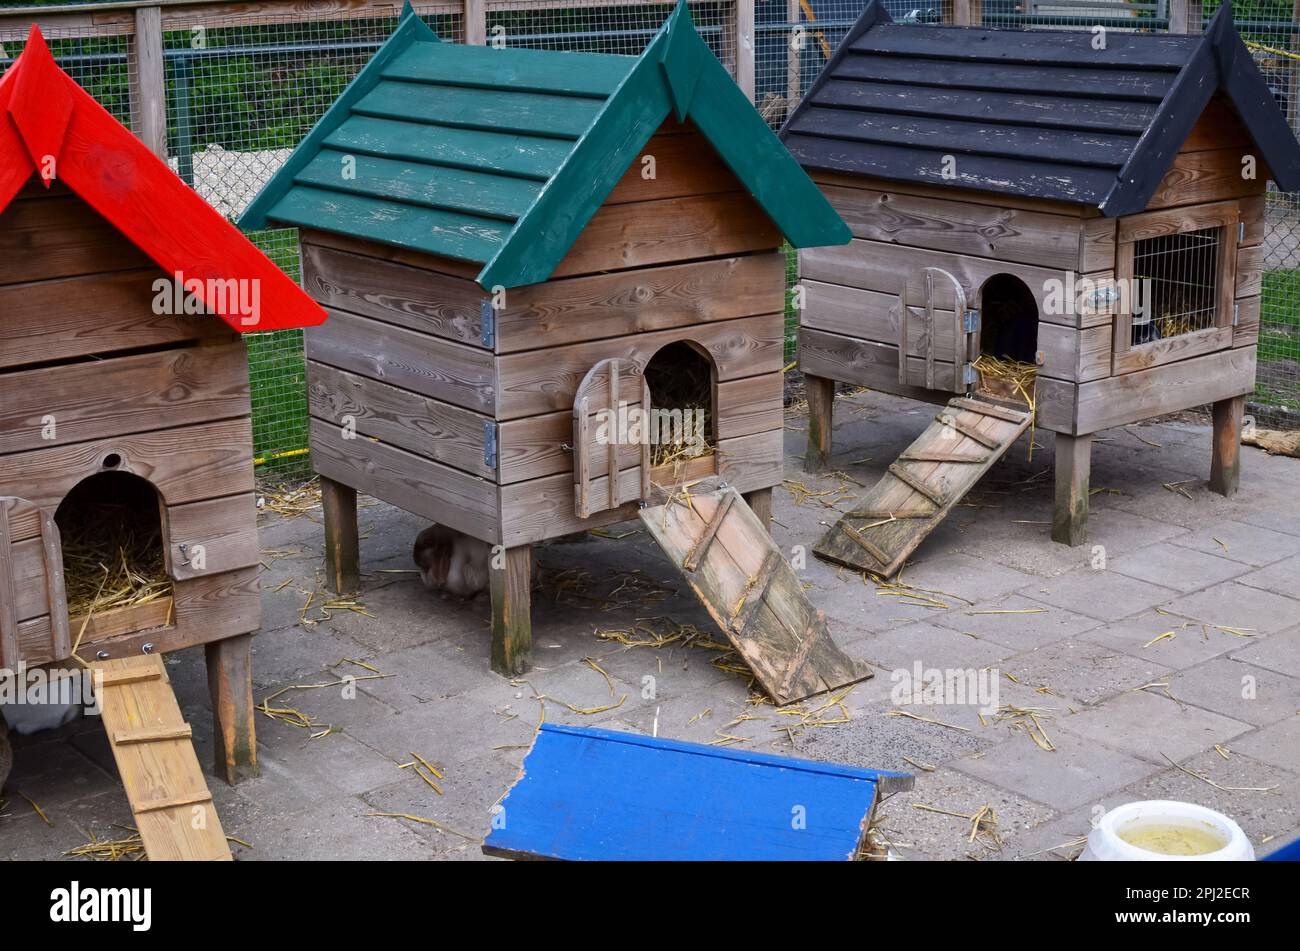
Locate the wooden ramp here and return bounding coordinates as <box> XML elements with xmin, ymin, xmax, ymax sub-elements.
<box><xmin>815</xmin><ymin>397</ymin><xmax>1033</xmax><ymax>578</ymax></box>
<box><xmin>639</xmin><ymin>485</ymin><xmax>871</xmax><ymax>705</ymax></box>
<box><xmin>482</xmin><ymin>724</ymin><xmax>913</xmax><ymax>861</ymax></box>
<box><xmin>95</xmin><ymin>656</ymin><xmax>232</xmax><ymax>861</ymax></box>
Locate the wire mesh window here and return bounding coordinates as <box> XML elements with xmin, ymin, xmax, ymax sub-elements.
<box><xmin>1130</xmin><ymin>226</ymin><xmax>1223</xmax><ymax>346</ymax></box>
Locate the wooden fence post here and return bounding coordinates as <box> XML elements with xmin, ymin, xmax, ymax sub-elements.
<box><xmin>1169</xmin><ymin>0</ymin><xmax>1202</xmax><ymax>33</ymax></box>
<box><xmin>131</xmin><ymin>6</ymin><xmax>168</xmax><ymax>159</ymax></box>
<box><xmin>736</xmin><ymin>0</ymin><xmax>755</xmax><ymax>102</ymax></box>
<box><xmin>950</xmin><ymin>0</ymin><xmax>981</xmax><ymax>26</ymax></box>
<box><xmin>786</xmin><ymin>0</ymin><xmax>801</xmax><ymax>114</ymax></box>
<box><xmin>465</xmin><ymin>0</ymin><xmax>486</xmax><ymax>44</ymax></box>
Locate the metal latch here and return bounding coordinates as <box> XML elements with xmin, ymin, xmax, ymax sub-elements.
<box><xmin>484</xmin><ymin>420</ymin><xmax>498</xmax><ymax>469</ymax></box>
<box><xmin>480</xmin><ymin>299</ymin><xmax>496</xmax><ymax>349</ymax></box>
<box><xmin>1233</xmin><ymin>302</ymin><xmax>1240</xmax><ymax>327</ymax></box>
<box><xmin>1239</xmin><ymin>221</ymin><xmax>1246</xmax><ymax>243</ymax></box>
<box><xmin>963</xmin><ymin>309</ymin><xmax>980</xmax><ymax>333</ymax></box>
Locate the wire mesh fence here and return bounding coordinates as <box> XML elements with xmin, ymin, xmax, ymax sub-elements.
<box><xmin>2</xmin><ymin>0</ymin><xmax>1299</xmax><ymax>478</ymax></box>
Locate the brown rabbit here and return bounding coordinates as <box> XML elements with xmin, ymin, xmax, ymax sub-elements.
<box><xmin>413</xmin><ymin>524</ymin><xmax>492</xmax><ymax>598</ymax></box>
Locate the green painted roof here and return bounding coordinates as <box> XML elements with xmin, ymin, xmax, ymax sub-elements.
<box><xmin>242</xmin><ymin>1</ymin><xmax>849</xmax><ymax>289</ymax></box>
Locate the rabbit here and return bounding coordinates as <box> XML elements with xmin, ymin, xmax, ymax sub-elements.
<box><xmin>0</xmin><ymin>717</ymin><xmax>11</xmax><ymax>793</ymax></box>
<box><xmin>0</xmin><ymin>671</ymin><xmax>83</xmax><ymax>735</ymax></box>
<box><xmin>413</xmin><ymin>524</ymin><xmax>492</xmax><ymax>598</ymax></box>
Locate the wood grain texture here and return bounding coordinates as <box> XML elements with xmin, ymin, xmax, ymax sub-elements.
<box><xmin>95</xmin><ymin>654</ymin><xmax>233</xmax><ymax>858</ymax></box>
<box><xmin>495</xmin><ymin>313</ymin><xmax>783</xmax><ymax>420</ymax></box>
<box><xmin>206</xmin><ymin>633</ymin><xmax>257</xmax><ymax>785</ymax></box>
<box><xmin>0</xmin><ymin>195</ymin><xmax>149</xmax><ymax>287</ymax></box>
<box><xmin>0</xmin><ymin>341</ymin><xmax>250</xmax><ymax>453</ymax></box>
<box><xmin>320</xmin><ymin>475</ymin><xmax>360</xmax><ymax>594</ymax></box>
<box><xmin>498</xmin><ymin>430</ymin><xmax>783</xmax><ymax>547</ymax></box>
<box><xmin>310</xmin><ymin>418</ymin><xmax>500</xmax><ymax>544</ymax></box>
<box><xmin>604</xmin><ymin>129</ymin><xmax>740</xmax><ymax>205</ymax></box>
<box><xmin>804</xmin><ymin>373</ymin><xmax>835</xmax><ymax>473</ymax></box>
<box><xmin>798</xmin><ymin>327</ymin><xmax>960</xmax><ymax>397</ymax></box>
<box><xmin>549</xmin><ymin>192</ymin><xmax>782</xmax><ymax>280</ymax></box>
<box><xmin>641</xmin><ymin>486</ymin><xmax>870</xmax><ymax>705</ymax></box>
<box><xmin>495</xmin><ymin>253</ymin><xmax>786</xmax><ymax>353</ymax></box>
<box><xmin>0</xmin><ymin>418</ymin><xmax>255</xmax><ymax>511</ymax></box>
<box><xmin>1037</xmin><ymin>322</ymin><xmax>1112</xmax><ymax>383</ymax></box>
<box><xmin>307</xmin><ymin>361</ymin><xmax>493</xmax><ymax>479</ymax></box>
<box><xmin>1209</xmin><ymin>394</ymin><xmax>1244</xmax><ymax>497</ymax></box>
<box><xmin>162</xmin><ymin>494</ymin><xmax>260</xmax><ymax>582</ymax></box>
<box><xmin>301</xmin><ymin>242</ymin><xmax>487</xmax><ymax>347</ymax></box>
<box><xmin>1052</xmin><ymin>432</ymin><xmax>1091</xmax><ymax>546</ymax></box>
<box><xmin>1143</xmin><ymin>148</ymin><xmax>1268</xmax><ymax>210</ymax></box>
<box><xmin>490</xmin><ymin>545</ymin><xmax>532</xmax><ymax>676</ymax></box>
<box><xmin>306</xmin><ymin>307</ymin><xmax>495</xmax><ymax>413</ymax></box>
<box><xmin>0</xmin><ymin>268</ymin><xmax>231</xmax><ymax>370</ymax></box>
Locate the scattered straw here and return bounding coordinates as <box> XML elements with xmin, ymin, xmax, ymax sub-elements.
<box><xmin>887</xmin><ymin>709</ymin><xmax>969</xmax><ymax>733</ymax></box>
<box><xmin>993</xmin><ymin>704</ymin><xmax>1056</xmax><ymax>752</ymax></box>
<box><xmin>19</xmin><ymin>791</ymin><xmax>52</xmax><ymax>827</ymax></box>
<box><xmin>365</xmin><ymin>812</ymin><xmax>478</xmax><ymax>841</ymax></box>
<box><xmin>1160</xmin><ymin>753</ymin><xmax>1278</xmax><ymax>792</ymax></box>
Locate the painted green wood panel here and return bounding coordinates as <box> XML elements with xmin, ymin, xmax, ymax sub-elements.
<box><xmin>382</xmin><ymin>40</ymin><xmax>633</xmax><ymax>99</ymax></box>
<box><xmin>297</xmin><ymin>150</ymin><xmax>539</xmax><ymax>220</ymax></box>
<box><xmin>268</xmin><ymin>186</ymin><xmax>507</xmax><ymax>263</ymax></box>
<box><xmin>354</xmin><ymin>81</ymin><xmax>600</xmax><ymax>139</ymax></box>
<box><xmin>323</xmin><ymin>116</ymin><xmax>565</xmax><ymax>181</ymax></box>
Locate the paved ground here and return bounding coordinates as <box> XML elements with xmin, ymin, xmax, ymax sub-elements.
<box><xmin>2</xmin><ymin>389</ymin><xmax>1298</xmax><ymax>861</ymax></box>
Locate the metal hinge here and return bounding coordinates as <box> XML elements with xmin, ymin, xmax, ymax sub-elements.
<box><xmin>480</xmin><ymin>299</ymin><xmax>496</xmax><ymax>349</ymax></box>
<box><xmin>484</xmin><ymin>420</ymin><xmax>498</xmax><ymax>470</ymax></box>
<box><xmin>1089</xmin><ymin>286</ymin><xmax>1118</xmax><ymax>309</ymax></box>
<box><xmin>963</xmin><ymin>309</ymin><xmax>980</xmax><ymax>334</ymax></box>
<box><xmin>1233</xmin><ymin>302</ymin><xmax>1240</xmax><ymax>327</ymax></box>
<box><xmin>1239</xmin><ymin>221</ymin><xmax>1246</xmax><ymax>243</ymax></box>
<box><xmin>963</xmin><ymin>363</ymin><xmax>978</xmax><ymax>385</ymax></box>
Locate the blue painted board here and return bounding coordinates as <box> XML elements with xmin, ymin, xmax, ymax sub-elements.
<box><xmin>482</xmin><ymin>724</ymin><xmax>911</xmax><ymax>861</ymax></box>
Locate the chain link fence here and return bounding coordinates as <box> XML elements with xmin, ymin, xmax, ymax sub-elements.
<box><xmin>2</xmin><ymin>0</ymin><xmax>1298</xmax><ymax>482</ymax></box>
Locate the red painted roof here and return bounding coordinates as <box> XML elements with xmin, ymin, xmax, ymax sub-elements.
<box><xmin>0</xmin><ymin>26</ymin><xmax>325</xmax><ymax>333</ymax></box>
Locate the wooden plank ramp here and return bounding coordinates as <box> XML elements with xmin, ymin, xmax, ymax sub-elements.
<box><xmin>815</xmin><ymin>396</ymin><xmax>1033</xmax><ymax>578</ymax></box>
<box><xmin>639</xmin><ymin>484</ymin><xmax>871</xmax><ymax>705</ymax></box>
<box><xmin>94</xmin><ymin>655</ymin><xmax>232</xmax><ymax>861</ymax></box>
<box><xmin>482</xmin><ymin>724</ymin><xmax>913</xmax><ymax>861</ymax></box>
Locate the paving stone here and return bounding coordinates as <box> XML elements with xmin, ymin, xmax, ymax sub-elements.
<box><xmin>1018</xmin><ymin>571</ymin><xmax>1177</xmax><ymax>622</ymax></box>
<box><xmin>930</xmin><ymin>593</ymin><xmax>1102</xmax><ymax>652</ymax></box>
<box><xmin>1110</xmin><ymin>543</ymin><xmax>1251</xmax><ymax>593</ymax></box>
<box><xmin>1170</xmin><ymin>519</ymin><xmax>1300</xmax><ymax>567</ymax></box>
<box><xmin>1054</xmin><ymin>688</ymin><xmax>1253</xmax><ymax>764</ymax></box>
<box><xmin>1079</xmin><ymin>614</ymin><xmax>1253</xmax><ymax>669</ymax></box>
<box><xmin>798</xmin><ymin>699</ymin><xmax>1002</xmax><ymax>774</ymax></box>
<box><xmin>1231</xmin><ymin>626</ymin><xmax>1300</xmax><ymax>678</ymax></box>
<box><xmin>231</xmin><ymin>790</ymin><xmax>432</xmax><ymax>861</ymax></box>
<box><xmin>1236</xmin><ymin>554</ymin><xmax>1300</xmax><ymax>602</ymax></box>
<box><xmin>953</xmin><ymin>729</ymin><xmax>1159</xmax><ymax>811</ymax></box>
<box><xmin>871</xmin><ymin>767</ymin><xmax>1055</xmax><ymax>861</ymax></box>
<box><xmin>1</xmin><ymin>737</ymin><xmax>119</xmax><ymax>811</ymax></box>
<box><xmin>1161</xmin><ymin>583</ymin><xmax>1300</xmax><ymax>635</ymax></box>
<box><xmin>1225</xmin><ymin>717</ymin><xmax>1300</xmax><ymax>774</ymax></box>
<box><xmin>879</xmin><ymin>552</ymin><xmax>1038</xmax><ymax>605</ymax></box>
<box><xmin>999</xmin><ymin>638</ymin><xmax>1173</xmax><ymax>706</ymax></box>
<box><xmin>850</xmin><ymin>620</ymin><xmax>1018</xmax><ymax>673</ymax></box>
<box><xmin>1115</xmin><ymin>750</ymin><xmax>1300</xmax><ymax>851</ymax></box>
<box><xmin>1165</xmin><ymin>658</ymin><xmax>1299</xmax><ymax>726</ymax></box>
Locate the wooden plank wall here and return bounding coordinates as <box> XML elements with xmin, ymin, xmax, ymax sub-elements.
<box><xmin>800</xmin><ymin>93</ymin><xmax>1267</xmax><ymax>437</ymax></box>
<box><xmin>303</xmin><ymin>122</ymin><xmax>788</xmax><ymax>547</ymax></box>
<box><xmin>0</xmin><ymin>190</ymin><xmax>261</xmax><ymax>663</ymax></box>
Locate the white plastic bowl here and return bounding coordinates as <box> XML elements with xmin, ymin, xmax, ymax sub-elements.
<box><xmin>1082</xmin><ymin>800</ymin><xmax>1254</xmax><ymax>861</ymax></box>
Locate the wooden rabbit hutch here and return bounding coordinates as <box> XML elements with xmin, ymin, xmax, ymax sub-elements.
<box><xmin>781</xmin><ymin>1</ymin><xmax>1300</xmax><ymax>572</ymax></box>
<box><xmin>0</xmin><ymin>28</ymin><xmax>326</xmax><ymax>783</ymax></box>
<box><xmin>242</xmin><ymin>3</ymin><xmax>851</xmax><ymax>677</ymax></box>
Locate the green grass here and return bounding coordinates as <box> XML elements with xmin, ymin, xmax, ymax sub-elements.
<box><xmin>1258</xmin><ymin>268</ymin><xmax>1300</xmax><ymax>412</ymax></box>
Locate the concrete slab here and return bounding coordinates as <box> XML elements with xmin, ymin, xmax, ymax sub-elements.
<box><xmin>1018</xmin><ymin>572</ymin><xmax>1177</xmax><ymax>623</ymax></box>
<box><xmin>998</xmin><ymin>638</ymin><xmax>1173</xmax><ymax>706</ymax></box>
<box><xmin>1054</xmin><ymin>688</ymin><xmax>1254</xmax><ymax>764</ymax></box>
<box><xmin>1161</xmin><ymin>583</ymin><xmax>1300</xmax><ymax>635</ymax></box>
<box><xmin>1231</xmin><ymin>625</ymin><xmax>1300</xmax><ymax>678</ymax></box>
<box><xmin>1110</xmin><ymin>543</ymin><xmax>1252</xmax><ymax>593</ymax></box>
<box><xmin>1165</xmin><ymin>657</ymin><xmax>1299</xmax><ymax>726</ymax></box>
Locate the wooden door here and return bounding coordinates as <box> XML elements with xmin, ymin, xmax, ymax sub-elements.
<box><xmin>900</xmin><ymin>266</ymin><xmax>973</xmax><ymax>394</ymax></box>
<box><xmin>0</xmin><ymin>497</ymin><xmax>70</xmax><ymax>669</ymax></box>
<box><xmin>815</xmin><ymin>397</ymin><xmax>1033</xmax><ymax>577</ymax></box>
<box><xmin>573</xmin><ymin>358</ymin><xmax>649</xmax><ymax>518</ymax></box>
<box><xmin>640</xmin><ymin>485</ymin><xmax>871</xmax><ymax>705</ymax></box>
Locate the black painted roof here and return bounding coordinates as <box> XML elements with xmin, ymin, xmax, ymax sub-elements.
<box><xmin>780</xmin><ymin>0</ymin><xmax>1300</xmax><ymax>216</ymax></box>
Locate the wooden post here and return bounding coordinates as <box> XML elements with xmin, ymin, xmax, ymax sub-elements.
<box><xmin>1210</xmin><ymin>395</ymin><xmax>1244</xmax><ymax>497</ymax></box>
<box><xmin>490</xmin><ymin>545</ymin><xmax>532</xmax><ymax>676</ymax></box>
<box><xmin>1052</xmin><ymin>433</ymin><xmax>1091</xmax><ymax>547</ymax></box>
<box><xmin>320</xmin><ymin>475</ymin><xmax>360</xmax><ymax>594</ymax></box>
<box><xmin>1169</xmin><ymin>0</ymin><xmax>1201</xmax><ymax>33</ymax></box>
<box><xmin>205</xmin><ymin>634</ymin><xmax>256</xmax><ymax>785</ymax></box>
<box><xmin>735</xmin><ymin>0</ymin><xmax>755</xmax><ymax>102</ymax></box>
<box><xmin>464</xmin><ymin>0</ymin><xmax>486</xmax><ymax>45</ymax></box>
<box><xmin>804</xmin><ymin>373</ymin><xmax>834</xmax><ymax>472</ymax></box>
<box><xmin>786</xmin><ymin>0</ymin><xmax>801</xmax><ymax>118</ymax></box>
<box><xmin>951</xmin><ymin>0</ymin><xmax>978</xmax><ymax>26</ymax></box>
<box><xmin>743</xmin><ymin>487</ymin><xmax>774</xmax><ymax>526</ymax></box>
<box><xmin>131</xmin><ymin>6</ymin><xmax>167</xmax><ymax>159</ymax></box>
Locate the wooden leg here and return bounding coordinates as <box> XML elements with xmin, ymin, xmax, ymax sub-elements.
<box><xmin>1210</xmin><ymin>395</ymin><xmax>1245</xmax><ymax>497</ymax></box>
<box><xmin>320</xmin><ymin>475</ymin><xmax>359</xmax><ymax>594</ymax></box>
<box><xmin>490</xmin><ymin>545</ymin><xmax>532</xmax><ymax>676</ymax></box>
<box><xmin>743</xmin><ymin>487</ymin><xmax>774</xmax><ymax>527</ymax></box>
<box><xmin>1052</xmin><ymin>432</ymin><xmax>1091</xmax><ymax>547</ymax></box>
<box><xmin>804</xmin><ymin>373</ymin><xmax>834</xmax><ymax>473</ymax></box>
<box><xmin>206</xmin><ymin>634</ymin><xmax>257</xmax><ymax>785</ymax></box>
